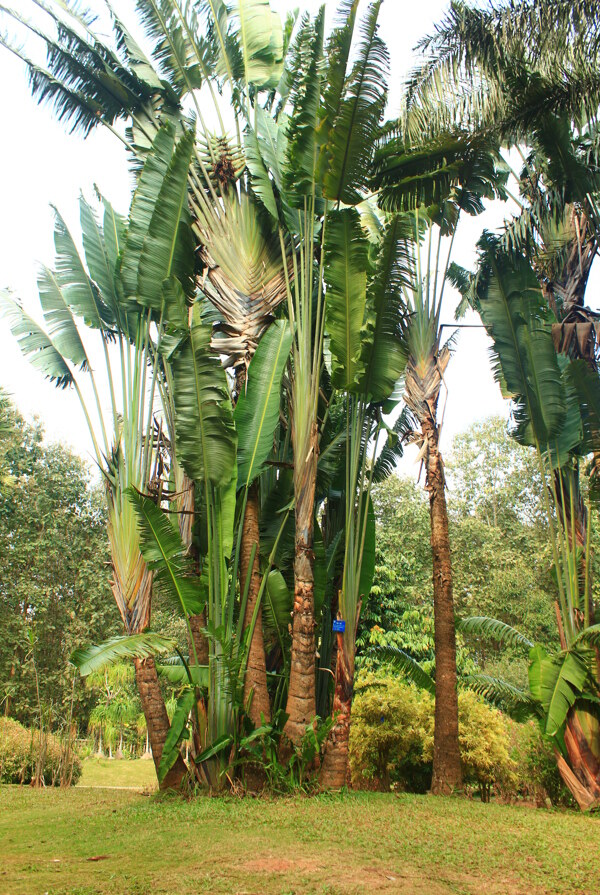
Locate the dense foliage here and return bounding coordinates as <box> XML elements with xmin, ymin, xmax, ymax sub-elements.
<box><xmin>0</xmin><ymin>397</ymin><xmax>118</xmax><ymax>731</ymax></box>
<box><xmin>359</xmin><ymin>418</ymin><xmax>559</xmax><ymax>686</ymax></box>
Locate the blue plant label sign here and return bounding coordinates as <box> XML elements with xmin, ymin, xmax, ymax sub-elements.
<box><xmin>332</xmin><ymin>619</ymin><xmax>346</xmax><ymax>633</ymax></box>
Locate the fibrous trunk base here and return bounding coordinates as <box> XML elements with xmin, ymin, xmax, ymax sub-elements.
<box><xmin>133</xmin><ymin>656</ymin><xmax>188</xmax><ymax>791</ymax></box>
<box><xmin>320</xmin><ymin>633</ymin><xmax>353</xmax><ymax>789</ymax></box>
<box><xmin>284</xmin><ymin>422</ymin><xmax>318</xmax><ymax>751</ymax></box>
<box><xmin>241</xmin><ymin>484</ymin><xmax>271</xmax><ymax>727</ymax></box>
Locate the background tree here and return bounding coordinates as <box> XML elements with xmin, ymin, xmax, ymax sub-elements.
<box><xmin>0</xmin><ymin>399</ymin><xmax>117</xmax><ymax>730</ymax></box>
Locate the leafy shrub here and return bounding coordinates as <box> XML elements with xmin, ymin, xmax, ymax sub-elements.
<box><xmin>349</xmin><ymin>674</ymin><xmax>433</xmax><ymax>792</ymax></box>
<box><xmin>500</xmin><ymin>719</ymin><xmax>573</xmax><ymax>807</ymax></box>
<box><xmin>457</xmin><ymin>689</ymin><xmax>516</xmax><ymax>800</ymax></box>
<box><xmin>349</xmin><ymin>674</ymin><xmax>517</xmax><ymax>798</ymax></box>
<box><xmin>0</xmin><ymin>717</ymin><xmax>82</xmax><ymax>786</ymax></box>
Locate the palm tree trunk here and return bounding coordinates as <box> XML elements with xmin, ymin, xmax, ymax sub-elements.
<box><xmin>111</xmin><ymin>555</ymin><xmax>189</xmax><ymax>790</ymax></box>
<box><xmin>241</xmin><ymin>482</ymin><xmax>271</xmax><ymax>726</ymax></box>
<box><xmin>423</xmin><ymin>417</ymin><xmax>462</xmax><ymax>796</ymax></box>
<box><xmin>133</xmin><ymin>656</ymin><xmax>188</xmax><ymax>790</ymax></box>
<box><xmin>284</xmin><ymin>420</ymin><xmax>319</xmax><ymax>749</ymax></box>
<box><xmin>178</xmin><ymin>474</ymin><xmax>210</xmax><ymax>666</ymax></box>
<box><xmin>319</xmin><ymin>626</ymin><xmax>354</xmax><ymax>789</ymax></box>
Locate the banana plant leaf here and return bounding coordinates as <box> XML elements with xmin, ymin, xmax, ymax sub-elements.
<box><xmin>157</xmin><ymin>687</ymin><xmax>196</xmax><ymax>783</ymax></box>
<box><xmin>234</xmin><ymin>320</ymin><xmax>292</xmax><ymax>488</ymax></box>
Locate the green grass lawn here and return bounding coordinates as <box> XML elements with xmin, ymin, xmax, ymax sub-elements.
<box><xmin>1</xmin><ymin>785</ymin><xmax>599</xmax><ymax>895</ymax></box>
<box><xmin>77</xmin><ymin>757</ymin><xmax>157</xmax><ymax>790</ymax></box>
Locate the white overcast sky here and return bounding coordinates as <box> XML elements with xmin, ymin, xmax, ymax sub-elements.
<box><xmin>0</xmin><ymin>0</ymin><xmax>511</xmax><ymax>472</ymax></box>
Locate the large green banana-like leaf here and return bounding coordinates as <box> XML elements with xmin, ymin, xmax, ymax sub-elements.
<box><xmin>0</xmin><ymin>291</ymin><xmax>73</xmax><ymax>388</ymax></box>
<box><xmin>79</xmin><ymin>196</ymin><xmax>120</xmax><ymax>321</ymax></box>
<box><xmin>566</xmin><ymin>359</ymin><xmax>600</xmax><ymax>457</ymax></box>
<box><xmin>52</xmin><ymin>208</ymin><xmax>113</xmax><ymax>329</ymax></box>
<box><xmin>283</xmin><ymin>8</ymin><xmax>325</xmax><ymax>204</ymax></box>
<box><xmin>317</xmin><ymin>0</ymin><xmax>360</xmax><ymax>159</ymax></box>
<box><xmin>158</xmin><ymin>662</ymin><xmax>209</xmax><ymax>686</ymax></box>
<box><xmin>128</xmin><ymin>489</ymin><xmax>206</xmax><ymax>617</ymax></box>
<box><xmin>37</xmin><ymin>267</ymin><xmax>88</xmax><ymax>368</ymax></box>
<box><xmin>528</xmin><ymin>644</ymin><xmax>593</xmax><ymax>737</ymax></box>
<box><xmin>324</xmin><ymin>208</ymin><xmax>368</xmax><ymax>390</ymax></box>
<box><xmin>476</xmin><ymin>238</ymin><xmax>569</xmax><ymax>448</ymax></box>
<box><xmin>321</xmin><ymin>0</ymin><xmax>387</xmax><ymax>204</ymax></box>
<box><xmin>244</xmin><ymin>123</ymin><xmax>279</xmax><ymax>221</ymax></box>
<box><xmin>457</xmin><ymin>616</ymin><xmax>534</xmax><ymax>651</ymax></box>
<box><xmin>171</xmin><ymin>303</ymin><xmax>237</xmax><ymax>487</ymax></box>
<box><xmin>158</xmin><ymin>686</ymin><xmax>196</xmax><ymax>783</ymax></box>
<box><xmin>71</xmin><ymin>632</ymin><xmax>176</xmax><ymax>677</ymax></box>
<box><xmin>224</xmin><ymin>0</ymin><xmax>284</xmax><ymax>90</ymax></box>
<box><xmin>102</xmin><ymin>196</ymin><xmax>127</xmax><ymax>274</ymax></box>
<box><xmin>234</xmin><ymin>320</ymin><xmax>292</xmax><ymax>488</ymax></box>
<box><xmin>359</xmin><ymin>214</ymin><xmax>410</xmax><ymax>402</ymax></box>
<box><xmin>138</xmin><ymin>129</ymin><xmax>196</xmax><ymax>309</ymax></box>
<box><xmin>121</xmin><ymin>124</ymin><xmax>176</xmax><ymax>297</ymax></box>
<box><xmin>263</xmin><ymin>568</ymin><xmax>292</xmax><ymax>641</ymax></box>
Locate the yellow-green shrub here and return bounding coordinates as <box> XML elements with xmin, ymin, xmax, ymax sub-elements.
<box><xmin>349</xmin><ymin>674</ymin><xmax>516</xmax><ymax>798</ymax></box>
<box><xmin>0</xmin><ymin>717</ymin><xmax>82</xmax><ymax>786</ymax></box>
<box><xmin>349</xmin><ymin>674</ymin><xmax>433</xmax><ymax>791</ymax></box>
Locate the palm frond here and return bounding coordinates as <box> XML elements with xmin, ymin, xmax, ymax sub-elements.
<box><xmin>457</xmin><ymin>615</ymin><xmax>534</xmax><ymax>651</ymax></box>
<box><xmin>128</xmin><ymin>489</ymin><xmax>206</xmax><ymax>617</ymax></box>
<box><xmin>463</xmin><ymin>673</ymin><xmax>538</xmax><ymax>722</ymax></box>
<box><xmin>372</xmin><ymin>407</ymin><xmax>414</xmax><ymax>483</ymax></box>
<box><xmin>369</xmin><ymin>644</ymin><xmax>436</xmax><ymax>694</ymax></box>
<box><xmin>71</xmin><ymin>632</ymin><xmax>176</xmax><ymax>676</ymax></box>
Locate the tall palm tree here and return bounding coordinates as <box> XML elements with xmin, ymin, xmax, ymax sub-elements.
<box><xmin>369</xmin><ymin>123</ymin><xmax>507</xmax><ymax>792</ymax></box>
<box><xmin>403</xmin><ymin>0</ymin><xmax>600</xmax><ymax>145</ymax></box>
<box><xmin>457</xmin><ymin>232</ymin><xmax>600</xmax><ymax>809</ymax></box>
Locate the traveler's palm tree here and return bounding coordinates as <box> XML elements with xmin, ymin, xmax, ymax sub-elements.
<box><xmin>0</xmin><ymin>187</ymin><xmax>192</xmax><ymax>788</ymax></box>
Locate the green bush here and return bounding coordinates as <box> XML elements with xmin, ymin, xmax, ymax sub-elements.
<box><xmin>349</xmin><ymin>674</ymin><xmax>433</xmax><ymax>792</ymax></box>
<box><xmin>501</xmin><ymin>719</ymin><xmax>573</xmax><ymax>807</ymax></box>
<box><xmin>0</xmin><ymin>717</ymin><xmax>82</xmax><ymax>786</ymax></box>
<box><xmin>349</xmin><ymin>674</ymin><xmax>517</xmax><ymax>799</ymax></box>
